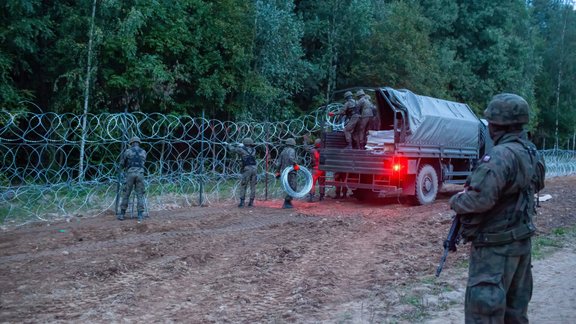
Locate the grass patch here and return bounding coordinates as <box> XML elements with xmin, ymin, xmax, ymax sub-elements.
<box><xmin>532</xmin><ymin>225</ymin><xmax>576</xmax><ymax>260</ymax></box>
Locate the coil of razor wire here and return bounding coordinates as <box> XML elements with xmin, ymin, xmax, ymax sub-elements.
<box><xmin>280</xmin><ymin>165</ymin><xmax>313</xmax><ymax>199</ymax></box>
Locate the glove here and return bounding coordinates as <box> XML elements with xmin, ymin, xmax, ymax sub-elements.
<box><xmin>328</xmin><ymin>112</ymin><xmax>335</xmax><ymax>117</ymax></box>
<box><xmin>293</xmin><ymin>163</ymin><xmax>300</xmax><ymax>171</ymax></box>
<box><xmin>275</xmin><ymin>172</ymin><xmax>281</xmax><ymax>179</ymax></box>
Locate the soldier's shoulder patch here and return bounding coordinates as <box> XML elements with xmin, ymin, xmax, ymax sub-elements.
<box><xmin>482</xmin><ymin>155</ymin><xmax>491</xmax><ymax>163</ymax></box>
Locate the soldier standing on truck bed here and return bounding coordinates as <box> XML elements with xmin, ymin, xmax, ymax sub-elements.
<box><xmin>368</xmin><ymin>94</ymin><xmax>380</xmax><ymax>131</ymax></box>
<box><xmin>449</xmin><ymin>93</ymin><xmax>546</xmax><ymax>324</ymax></box>
<box><xmin>355</xmin><ymin>89</ymin><xmax>374</xmax><ymax>149</ymax></box>
<box><xmin>337</xmin><ymin>91</ymin><xmax>360</xmax><ymax>149</ymax></box>
<box><xmin>227</xmin><ymin>137</ymin><xmax>258</xmax><ymax>208</ymax></box>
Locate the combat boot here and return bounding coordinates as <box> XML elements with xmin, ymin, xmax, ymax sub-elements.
<box><xmin>282</xmin><ymin>199</ymin><xmax>293</xmax><ymax>209</ymax></box>
<box><xmin>117</xmin><ymin>209</ymin><xmax>126</xmax><ymax>221</ymax></box>
<box><xmin>307</xmin><ymin>193</ymin><xmax>315</xmax><ymax>202</ymax></box>
<box><xmin>137</xmin><ymin>211</ymin><xmax>144</xmax><ymax>223</ymax></box>
<box><xmin>248</xmin><ymin>198</ymin><xmax>254</xmax><ymax>207</ymax></box>
<box><xmin>238</xmin><ymin>198</ymin><xmax>245</xmax><ymax>208</ymax></box>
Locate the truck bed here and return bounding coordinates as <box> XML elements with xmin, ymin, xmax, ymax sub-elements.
<box><xmin>320</xmin><ymin>131</ymin><xmax>478</xmax><ymax>175</ymax></box>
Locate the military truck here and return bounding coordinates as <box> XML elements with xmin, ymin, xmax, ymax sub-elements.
<box><xmin>319</xmin><ymin>87</ymin><xmax>492</xmax><ymax>205</ymax></box>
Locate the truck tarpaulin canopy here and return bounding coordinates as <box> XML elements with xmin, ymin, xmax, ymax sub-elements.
<box><xmin>379</xmin><ymin>87</ymin><xmax>481</xmax><ymax>148</ymax></box>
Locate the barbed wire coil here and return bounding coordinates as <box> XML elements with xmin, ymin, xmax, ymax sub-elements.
<box><xmin>280</xmin><ymin>165</ymin><xmax>313</xmax><ymax>198</ymax></box>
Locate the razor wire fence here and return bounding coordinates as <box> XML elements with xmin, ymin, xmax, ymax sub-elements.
<box><xmin>1</xmin><ymin>108</ymin><xmax>575</xmax><ymax>225</ymax></box>
<box><xmin>540</xmin><ymin>149</ymin><xmax>576</xmax><ymax>178</ymax></box>
<box><xmin>0</xmin><ymin>107</ymin><xmax>342</xmax><ymax>224</ymax></box>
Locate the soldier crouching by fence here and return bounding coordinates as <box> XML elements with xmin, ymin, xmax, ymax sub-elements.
<box><xmin>117</xmin><ymin>136</ymin><xmax>147</xmax><ymax>222</ymax></box>
<box><xmin>227</xmin><ymin>138</ymin><xmax>258</xmax><ymax>208</ymax></box>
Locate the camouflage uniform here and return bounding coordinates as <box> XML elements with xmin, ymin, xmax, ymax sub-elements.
<box><xmin>449</xmin><ymin>94</ymin><xmax>545</xmax><ymax>324</ymax></box>
<box><xmin>355</xmin><ymin>90</ymin><xmax>374</xmax><ymax>149</ymax></box>
<box><xmin>306</xmin><ymin>139</ymin><xmax>325</xmax><ymax>202</ymax></box>
<box><xmin>276</xmin><ymin>138</ymin><xmax>298</xmax><ymax>208</ymax></box>
<box><xmin>228</xmin><ymin>138</ymin><xmax>258</xmax><ymax>207</ymax></box>
<box><xmin>338</xmin><ymin>91</ymin><xmax>359</xmax><ymax>149</ymax></box>
<box><xmin>119</xmin><ymin>137</ymin><xmax>147</xmax><ymax>221</ymax></box>
<box><xmin>368</xmin><ymin>94</ymin><xmax>380</xmax><ymax>131</ymax></box>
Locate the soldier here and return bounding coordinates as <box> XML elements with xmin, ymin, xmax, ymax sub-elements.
<box><xmin>367</xmin><ymin>94</ymin><xmax>380</xmax><ymax>131</ymax></box>
<box><xmin>449</xmin><ymin>93</ymin><xmax>545</xmax><ymax>324</ymax></box>
<box><xmin>118</xmin><ymin>136</ymin><xmax>147</xmax><ymax>222</ymax></box>
<box><xmin>355</xmin><ymin>89</ymin><xmax>374</xmax><ymax>149</ymax></box>
<box><xmin>305</xmin><ymin>138</ymin><xmax>325</xmax><ymax>202</ymax></box>
<box><xmin>275</xmin><ymin>138</ymin><xmax>299</xmax><ymax>209</ymax></box>
<box><xmin>337</xmin><ymin>91</ymin><xmax>360</xmax><ymax>149</ymax></box>
<box><xmin>227</xmin><ymin>138</ymin><xmax>258</xmax><ymax>208</ymax></box>
<box><xmin>333</xmin><ymin>172</ymin><xmax>348</xmax><ymax>199</ymax></box>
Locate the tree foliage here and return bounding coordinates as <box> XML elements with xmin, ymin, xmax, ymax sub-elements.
<box><xmin>1</xmin><ymin>0</ymin><xmax>575</xmax><ymax>147</ymax></box>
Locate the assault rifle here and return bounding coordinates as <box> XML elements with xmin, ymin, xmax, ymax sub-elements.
<box><xmin>435</xmin><ymin>215</ymin><xmax>461</xmax><ymax>277</ymax></box>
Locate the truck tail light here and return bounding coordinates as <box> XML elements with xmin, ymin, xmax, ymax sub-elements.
<box><xmin>391</xmin><ymin>157</ymin><xmax>406</xmax><ymax>175</ymax></box>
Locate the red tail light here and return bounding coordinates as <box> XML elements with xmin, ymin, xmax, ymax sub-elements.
<box><xmin>390</xmin><ymin>157</ymin><xmax>406</xmax><ymax>176</ymax></box>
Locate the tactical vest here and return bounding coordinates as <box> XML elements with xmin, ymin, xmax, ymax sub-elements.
<box><xmin>126</xmin><ymin>147</ymin><xmax>144</xmax><ymax>169</ymax></box>
<box><xmin>462</xmin><ymin>139</ymin><xmax>538</xmax><ymax>246</ymax></box>
<box><xmin>345</xmin><ymin>99</ymin><xmax>358</xmax><ymax>116</ymax></box>
<box><xmin>241</xmin><ymin>147</ymin><xmax>256</xmax><ymax>167</ymax></box>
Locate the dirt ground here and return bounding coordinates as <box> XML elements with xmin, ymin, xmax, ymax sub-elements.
<box><xmin>1</xmin><ymin>176</ymin><xmax>575</xmax><ymax>323</ymax></box>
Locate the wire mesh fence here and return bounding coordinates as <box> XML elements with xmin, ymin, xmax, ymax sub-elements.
<box><xmin>1</xmin><ymin>109</ymin><xmax>574</xmax><ymax>225</ymax></box>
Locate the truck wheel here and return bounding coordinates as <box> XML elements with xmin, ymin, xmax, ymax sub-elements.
<box><xmin>414</xmin><ymin>164</ymin><xmax>438</xmax><ymax>205</ymax></box>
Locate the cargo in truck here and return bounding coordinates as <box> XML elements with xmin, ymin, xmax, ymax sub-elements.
<box><xmin>319</xmin><ymin>87</ymin><xmax>492</xmax><ymax>205</ymax></box>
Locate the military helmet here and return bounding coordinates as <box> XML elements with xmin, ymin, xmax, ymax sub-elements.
<box><xmin>242</xmin><ymin>137</ymin><xmax>254</xmax><ymax>146</ymax></box>
<box><xmin>484</xmin><ymin>93</ymin><xmax>529</xmax><ymax>126</ymax></box>
<box><xmin>314</xmin><ymin>138</ymin><xmax>322</xmax><ymax>147</ymax></box>
<box><xmin>344</xmin><ymin>91</ymin><xmax>353</xmax><ymax>99</ymax></box>
<box><xmin>285</xmin><ymin>138</ymin><xmax>296</xmax><ymax>146</ymax></box>
<box><xmin>356</xmin><ymin>89</ymin><xmax>365</xmax><ymax>97</ymax></box>
<box><xmin>129</xmin><ymin>136</ymin><xmax>141</xmax><ymax>144</ymax></box>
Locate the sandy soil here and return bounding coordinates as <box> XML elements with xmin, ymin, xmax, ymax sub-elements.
<box><xmin>0</xmin><ymin>176</ymin><xmax>574</xmax><ymax>323</ymax></box>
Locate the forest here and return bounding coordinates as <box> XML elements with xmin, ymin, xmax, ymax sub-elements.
<box><xmin>1</xmin><ymin>0</ymin><xmax>576</xmax><ymax>149</ymax></box>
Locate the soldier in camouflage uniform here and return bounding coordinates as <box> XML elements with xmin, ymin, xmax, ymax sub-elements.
<box><xmin>449</xmin><ymin>93</ymin><xmax>546</xmax><ymax>324</ymax></box>
<box><xmin>355</xmin><ymin>89</ymin><xmax>374</xmax><ymax>149</ymax></box>
<box><xmin>368</xmin><ymin>94</ymin><xmax>380</xmax><ymax>131</ymax></box>
<box><xmin>227</xmin><ymin>138</ymin><xmax>258</xmax><ymax>208</ymax></box>
<box><xmin>305</xmin><ymin>138</ymin><xmax>325</xmax><ymax>202</ymax></box>
<box><xmin>275</xmin><ymin>138</ymin><xmax>298</xmax><ymax>209</ymax></box>
<box><xmin>118</xmin><ymin>136</ymin><xmax>147</xmax><ymax>222</ymax></box>
<box><xmin>337</xmin><ymin>91</ymin><xmax>360</xmax><ymax>149</ymax></box>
